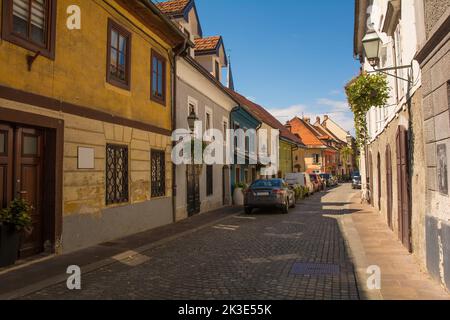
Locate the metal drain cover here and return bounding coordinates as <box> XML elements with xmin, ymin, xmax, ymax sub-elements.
<box><xmin>290</xmin><ymin>263</ymin><xmax>340</xmax><ymax>275</ymax></box>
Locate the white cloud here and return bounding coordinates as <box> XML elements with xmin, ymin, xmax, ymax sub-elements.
<box><xmin>267</xmin><ymin>104</ymin><xmax>310</xmax><ymax>123</ymax></box>
<box><xmin>267</xmin><ymin>98</ymin><xmax>355</xmax><ymax>136</ymax></box>
<box><xmin>316</xmin><ymin>98</ymin><xmax>350</xmax><ymax>112</ymax></box>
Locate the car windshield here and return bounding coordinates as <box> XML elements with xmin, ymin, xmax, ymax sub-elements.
<box><xmin>320</xmin><ymin>174</ymin><xmax>330</xmax><ymax>179</ymax></box>
<box><xmin>251</xmin><ymin>180</ymin><xmax>282</xmax><ymax>188</ymax></box>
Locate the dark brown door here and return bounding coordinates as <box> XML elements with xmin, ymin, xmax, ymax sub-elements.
<box><xmin>15</xmin><ymin>127</ymin><xmax>44</xmax><ymax>257</ymax></box>
<box><xmin>187</xmin><ymin>165</ymin><xmax>200</xmax><ymax>217</ymax></box>
<box><xmin>386</xmin><ymin>145</ymin><xmax>393</xmax><ymax>229</ymax></box>
<box><xmin>396</xmin><ymin>126</ymin><xmax>411</xmax><ymax>252</ymax></box>
<box><xmin>377</xmin><ymin>153</ymin><xmax>381</xmax><ymax>210</ymax></box>
<box><xmin>369</xmin><ymin>152</ymin><xmax>373</xmax><ymax>205</ymax></box>
<box><xmin>0</xmin><ymin>124</ymin><xmax>14</xmax><ymax>210</ymax></box>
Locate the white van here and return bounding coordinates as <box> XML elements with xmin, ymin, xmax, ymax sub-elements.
<box><xmin>285</xmin><ymin>173</ymin><xmax>314</xmax><ymax>195</ymax></box>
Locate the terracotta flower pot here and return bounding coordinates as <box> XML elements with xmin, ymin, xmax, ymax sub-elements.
<box><xmin>233</xmin><ymin>188</ymin><xmax>245</xmax><ymax>206</ymax></box>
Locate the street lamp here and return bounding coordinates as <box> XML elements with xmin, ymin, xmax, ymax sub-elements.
<box><xmin>187</xmin><ymin>109</ymin><xmax>198</xmax><ymax>133</ymax></box>
<box><xmin>362</xmin><ymin>30</ymin><xmax>413</xmax><ymax>84</ymax></box>
<box><xmin>362</xmin><ymin>30</ymin><xmax>381</xmax><ymax>67</ymax></box>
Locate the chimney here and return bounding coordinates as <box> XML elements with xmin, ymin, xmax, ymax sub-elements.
<box><xmin>315</xmin><ymin>116</ymin><xmax>321</xmax><ymax>125</ymax></box>
<box><xmin>285</xmin><ymin>121</ymin><xmax>292</xmax><ymax>132</ymax></box>
<box><xmin>304</xmin><ymin>117</ymin><xmax>310</xmax><ymax>124</ymax></box>
<box><xmin>324</xmin><ymin>115</ymin><xmax>329</xmax><ymax>121</ymax></box>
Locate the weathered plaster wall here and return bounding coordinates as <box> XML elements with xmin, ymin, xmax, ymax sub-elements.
<box><xmin>420</xmin><ymin>1</ymin><xmax>450</xmax><ymax>289</ymax></box>
<box><xmin>0</xmin><ymin>0</ymin><xmax>173</xmax><ymax>131</ymax></box>
<box><xmin>368</xmin><ymin>90</ymin><xmax>427</xmax><ymax>266</ymax></box>
<box><xmin>424</xmin><ymin>0</ymin><xmax>450</xmax><ymax>36</ymax></box>
<box><xmin>0</xmin><ymin>98</ymin><xmax>173</xmax><ymax>253</ymax></box>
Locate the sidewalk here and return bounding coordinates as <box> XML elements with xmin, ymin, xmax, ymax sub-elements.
<box><xmin>341</xmin><ymin>193</ymin><xmax>450</xmax><ymax>300</ymax></box>
<box><xmin>0</xmin><ymin>206</ymin><xmax>242</xmax><ymax>300</ymax></box>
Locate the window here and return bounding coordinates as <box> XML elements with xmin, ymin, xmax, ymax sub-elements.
<box><xmin>215</xmin><ymin>60</ymin><xmax>220</xmax><ymax>81</ymax></box>
<box><xmin>106</xmin><ymin>144</ymin><xmax>129</xmax><ymax>205</ymax></box>
<box><xmin>107</xmin><ymin>19</ymin><xmax>131</xmax><ymax>90</ymax></box>
<box><xmin>313</xmin><ymin>154</ymin><xmax>320</xmax><ymax>164</ymax></box>
<box><xmin>206</xmin><ymin>112</ymin><xmax>211</xmax><ymax>131</ymax></box>
<box><xmin>151</xmin><ymin>50</ymin><xmax>166</xmax><ymax>105</ymax></box>
<box><xmin>206</xmin><ymin>165</ymin><xmax>213</xmax><ymax>196</ymax></box>
<box><xmin>151</xmin><ymin>149</ymin><xmax>166</xmax><ymax>197</ymax></box>
<box><xmin>2</xmin><ymin>0</ymin><xmax>56</xmax><ymax>59</ymax></box>
<box><xmin>244</xmin><ymin>169</ymin><xmax>249</xmax><ymax>183</ymax></box>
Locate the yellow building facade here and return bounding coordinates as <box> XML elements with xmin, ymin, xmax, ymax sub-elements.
<box><xmin>0</xmin><ymin>0</ymin><xmax>187</xmax><ymax>255</ymax></box>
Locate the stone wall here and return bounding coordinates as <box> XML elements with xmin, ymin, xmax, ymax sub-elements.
<box><xmin>420</xmin><ymin>1</ymin><xmax>450</xmax><ymax>290</ymax></box>
<box><xmin>367</xmin><ymin>89</ymin><xmax>427</xmax><ymax>266</ymax></box>
<box><xmin>424</xmin><ymin>0</ymin><xmax>449</xmax><ymax>36</ymax></box>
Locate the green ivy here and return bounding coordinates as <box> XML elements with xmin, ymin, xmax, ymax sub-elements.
<box><xmin>345</xmin><ymin>73</ymin><xmax>390</xmax><ymax>148</ymax></box>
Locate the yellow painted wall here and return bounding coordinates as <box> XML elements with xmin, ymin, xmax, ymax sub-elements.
<box><xmin>0</xmin><ymin>0</ymin><xmax>173</xmax><ymax>131</ymax></box>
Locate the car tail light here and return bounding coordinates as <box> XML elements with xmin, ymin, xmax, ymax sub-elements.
<box><xmin>272</xmin><ymin>189</ymin><xmax>286</xmax><ymax>195</ymax></box>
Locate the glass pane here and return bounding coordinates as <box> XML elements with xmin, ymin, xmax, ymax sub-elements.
<box><xmin>157</xmin><ymin>73</ymin><xmax>163</xmax><ymax>96</ymax></box>
<box><xmin>152</xmin><ymin>72</ymin><xmax>157</xmax><ymax>94</ymax></box>
<box><xmin>119</xmin><ymin>35</ymin><xmax>126</xmax><ymax>53</ymax></box>
<box><xmin>30</xmin><ymin>0</ymin><xmax>45</xmax><ymax>44</ymax></box>
<box><xmin>13</xmin><ymin>0</ymin><xmax>29</xmax><ymax>37</ymax></box>
<box><xmin>23</xmin><ymin>135</ymin><xmax>37</xmax><ymax>155</ymax></box>
<box><xmin>111</xmin><ymin>30</ymin><xmax>118</xmax><ymax>49</ymax></box>
<box><xmin>0</xmin><ymin>132</ymin><xmax>5</xmax><ymax>154</ymax></box>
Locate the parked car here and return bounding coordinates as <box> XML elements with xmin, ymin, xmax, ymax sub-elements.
<box><xmin>285</xmin><ymin>173</ymin><xmax>314</xmax><ymax>195</ymax></box>
<box><xmin>244</xmin><ymin>179</ymin><xmax>296</xmax><ymax>214</ymax></box>
<box><xmin>352</xmin><ymin>175</ymin><xmax>362</xmax><ymax>189</ymax></box>
<box><xmin>309</xmin><ymin>174</ymin><xmax>322</xmax><ymax>192</ymax></box>
<box><xmin>320</xmin><ymin>173</ymin><xmax>338</xmax><ymax>188</ymax></box>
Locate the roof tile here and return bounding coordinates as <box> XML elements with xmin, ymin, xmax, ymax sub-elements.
<box><xmin>156</xmin><ymin>0</ymin><xmax>190</xmax><ymax>15</ymax></box>
<box><xmin>194</xmin><ymin>36</ymin><xmax>221</xmax><ymax>52</ymax></box>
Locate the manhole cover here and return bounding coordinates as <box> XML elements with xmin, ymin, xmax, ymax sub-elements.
<box><xmin>290</xmin><ymin>263</ymin><xmax>340</xmax><ymax>275</ymax></box>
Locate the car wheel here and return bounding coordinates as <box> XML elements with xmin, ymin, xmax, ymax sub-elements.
<box><xmin>244</xmin><ymin>207</ymin><xmax>253</xmax><ymax>215</ymax></box>
<box><xmin>282</xmin><ymin>200</ymin><xmax>289</xmax><ymax>214</ymax></box>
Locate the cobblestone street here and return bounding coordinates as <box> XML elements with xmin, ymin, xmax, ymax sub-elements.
<box><xmin>24</xmin><ymin>185</ymin><xmax>360</xmax><ymax>300</ymax></box>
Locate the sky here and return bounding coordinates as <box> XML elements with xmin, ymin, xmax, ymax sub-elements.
<box><xmin>194</xmin><ymin>0</ymin><xmax>360</xmax><ymax>135</ymax></box>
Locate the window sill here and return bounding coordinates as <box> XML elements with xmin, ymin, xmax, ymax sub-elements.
<box><xmin>151</xmin><ymin>95</ymin><xmax>166</xmax><ymax>107</ymax></box>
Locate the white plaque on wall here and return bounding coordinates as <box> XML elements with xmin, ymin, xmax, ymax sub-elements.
<box><xmin>78</xmin><ymin>147</ymin><xmax>95</xmax><ymax>169</ymax></box>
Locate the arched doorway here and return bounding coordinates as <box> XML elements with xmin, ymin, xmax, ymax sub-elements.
<box><xmin>386</xmin><ymin>145</ymin><xmax>393</xmax><ymax>229</ymax></box>
<box><xmin>377</xmin><ymin>152</ymin><xmax>381</xmax><ymax>210</ymax></box>
<box><xmin>396</xmin><ymin>126</ymin><xmax>411</xmax><ymax>252</ymax></box>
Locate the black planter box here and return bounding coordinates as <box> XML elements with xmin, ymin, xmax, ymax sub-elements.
<box><xmin>0</xmin><ymin>224</ymin><xmax>21</xmax><ymax>268</ymax></box>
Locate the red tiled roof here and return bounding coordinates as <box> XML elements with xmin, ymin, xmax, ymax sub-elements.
<box><xmin>194</xmin><ymin>36</ymin><xmax>221</xmax><ymax>52</ymax></box>
<box><xmin>156</xmin><ymin>0</ymin><xmax>190</xmax><ymax>15</ymax></box>
<box><xmin>289</xmin><ymin>117</ymin><xmax>327</xmax><ymax>148</ymax></box>
<box><xmin>225</xmin><ymin>89</ymin><xmax>304</xmax><ymax>146</ymax></box>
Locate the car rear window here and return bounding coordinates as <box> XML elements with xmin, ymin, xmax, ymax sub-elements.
<box><xmin>251</xmin><ymin>180</ymin><xmax>282</xmax><ymax>188</ymax></box>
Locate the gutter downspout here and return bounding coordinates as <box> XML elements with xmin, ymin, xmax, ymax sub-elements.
<box><xmin>170</xmin><ymin>40</ymin><xmax>190</xmax><ymax>223</ymax></box>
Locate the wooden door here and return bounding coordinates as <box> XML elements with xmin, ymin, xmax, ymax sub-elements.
<box><xmin>369</xmin><ymin>152</ymin><xmax>373</xmax><ymax>205</ymax></box>
<box><xmin>386</xmin><ymin>145</ymin><xmax>393</xmax><ymax>229</ymax></box>
<box><xmin>0</xmin><ymin>124</ymin><xmax>13</xmax><ymax>210</ymax></box>
<box><xmin>187</xmin><ymin>165</ymin><xmax>200</xmax><ymax>217</ymax></box>
<box><xmin>15</xmin><ymin>127</ymin><xmax>44</xmax><ymax>257</ymax></box>
<box><xmin>377</xmin><ymin>153</ymin><xmax>381</xmax><ymax>210</ymax></box>
<box><xmin>396</xmin><ymin>126</ymin><xmax>411</xmax><ymax>252</ymax></box>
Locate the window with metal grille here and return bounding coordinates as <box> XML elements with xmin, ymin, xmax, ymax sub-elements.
<box><xmin>206</xmin><ymin>165</ymin><xmax>213</xmax><ymax>196</ymax></box>
<box><xmin>106</xmin><ymin>144</ymin><xmax>129</xmax><ymax>205</ymax></box>
<box><xmin>2</xmin><ymin>0</ymin><xmax>56</xmax><ymax>58</ymax></box>
<box><xmin>151</xmin><ymin>150</ymin><xmax>165</xmax><ymax>198</ymax></box>
<box><xmin>107</xmin><ymin>19</ymin><xmax>131</xmax><ymax>90</ymax></box>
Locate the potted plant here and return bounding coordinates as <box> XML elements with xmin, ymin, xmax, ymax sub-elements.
<box><xmin>0</xmin><ymin>198</ymin><xmax>33</xmax><ymax>267</ymax></box>
<box><xmin>233</xmin><ymin>182</ymin><xmax>248</xmax><ymax>206</ymax></box>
